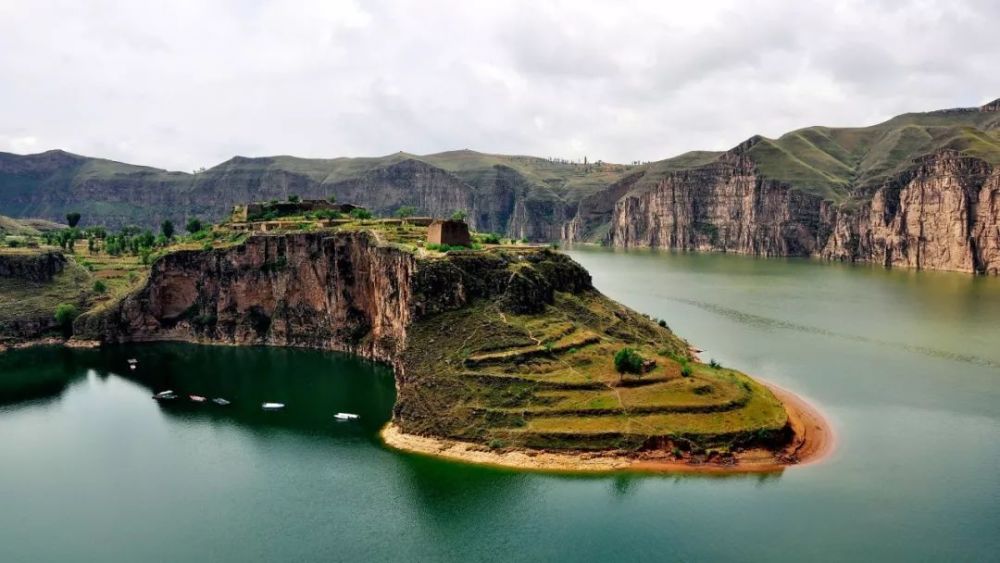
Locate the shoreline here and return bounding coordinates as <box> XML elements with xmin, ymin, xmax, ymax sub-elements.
<box><xmin>381</xmin><ymin>381</ymin><xmax>834</xmax><ymax>474</ymax></box>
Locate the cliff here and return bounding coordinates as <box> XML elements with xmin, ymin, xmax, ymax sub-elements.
<box><xmin>75</xmin><ymin>231</ymin><xmax>791</xmax><ymax>454</ymax></box>
<box><xmin>0</xmin><ymin>251</ymin><xmax>66</xmax><ymax>282</ymax></box>
<box><xmin>608</xmin><ymin>143</ymin><xmax>826</xmax><ymax>256</ymax></box>
<box><xmin>605</xmin><ymin>148</ymin><xmax>999</xmax><ymax>274</ymax></box>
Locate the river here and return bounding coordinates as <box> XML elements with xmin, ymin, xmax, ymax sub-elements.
<box><xmin>1</xmin><ymin>248</ymin><xmax>998</xmax><ymax>562</ymax></box>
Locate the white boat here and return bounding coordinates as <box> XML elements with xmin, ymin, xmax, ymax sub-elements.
<box><xmin>212</xmin><ymin>398</ymin><xmax>231</xmax><ymax>406</ymax></box>
<box><xmin>153</xmin><ymin>390</ymin><xmax>177</xmax><ymax>400</ymax></box>
<box><xmin>189</xmin><ymin>395</ymin><xmax>207</xmax><ymax>403</ymax></box>
<box><xmin>334</xmin><ymin>412</ymin><xmax>360</xmax><ymax>421</ymax></box>
<box><xmin>262</xmin><ymin>402</ymin><xmax>285</xmax><ymax>410</ymax></box>
<box><xmin>127</xmin><ymin>358</ymin><xmax>139</xmax><ymax>364</ymax></box>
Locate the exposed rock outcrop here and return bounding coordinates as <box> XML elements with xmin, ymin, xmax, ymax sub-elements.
<box><xmin>0</xmin><ymin>251</ymin><xmax>66</xmax><ymax>282</ymax></box>
<box><xmin>822</xmin><ymin>151</ymin><xmax>1000</xmax><ymax>274</ymax></box>
<box><xmin>601</xmin><ymin>148</ymin><xmax>1000</xmax><ymax>275</ymax></box>
<box><xmin>608</xmin><ymin>145</ymin><xmax>825</xmax><ymax>256</ymax></box>
<box><xmin>75</xmin><ymin>232</ymin><xmax>591</xmax><ymax>369</ymax></box>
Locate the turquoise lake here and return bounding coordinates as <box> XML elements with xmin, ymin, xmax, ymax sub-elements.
<box><xmin>1</xmin><ymin>248</ymin><xmax>998</xmax><ymax>562</ymax></box>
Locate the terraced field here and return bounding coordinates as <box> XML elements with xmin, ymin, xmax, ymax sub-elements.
<box><xmin>401</xmin><ymin>290</ymin><xmax>789</xmax><ymax>452</ymax></box>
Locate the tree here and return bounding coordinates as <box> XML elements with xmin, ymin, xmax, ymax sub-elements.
<box><xmin>394</xmin><ymin>206</ymin><xmax>416</xmax><ymax>223</ymax></box>
<box><xmin>287</xmin><ymin>194</ymin><xmax>300</xmax><ymax>203</ymax></box>
<box><xmin>613</xmin><ymin>347</ymin><xmax>644</xmax><ymax>380</ymax></box>
<box><xmin>185</xmin><ymin>218</ymin><xmax>203</xmax><ymax>234</ymax></box>
<box><xmin>161</xmin><ymin>220</ymin><xmax>175</xmax><ymax>239</ymax></box>
<box><xmin>54</xmin><ymin>303</ymin><xmax>78</xmax><ymax>336</ymax></box>
<box><xmin>450</xmin><ymin>210</ymin><xmax>468</xmax><ymax>221</ymax></box>
<box><xmin>350</xmin><ymin>208</ymin><xmax>373</xmax><ymax>220</ymax></box>
<box><xmin>92</xmin><ymin>280</ymin><xmax>107</xmax><ymax>294</ymax></box>
<box><xmin>66</xmin><ymin>212</ymin><xmax>81</xmax><ymax>228</ymax></box>
<box><xmin>327</xmin><ymin>194</ymin><xmax>337</xmax><ymax>203</ymax></box>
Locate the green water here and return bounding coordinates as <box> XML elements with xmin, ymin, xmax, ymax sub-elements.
<box><xmin>1</xmin><ymin>250</ymin><xmax>999</xmax><ymax>562</ymax></box>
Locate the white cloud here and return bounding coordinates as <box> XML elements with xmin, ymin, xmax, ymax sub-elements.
<box><xmin>0</xmin><ymin>0</ymin><xmax>997</xmax><ymax>171</ymax></box>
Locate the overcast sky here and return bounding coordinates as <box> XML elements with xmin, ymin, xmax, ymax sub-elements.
<box><xmin>1</xmin><ymin>0</ymin><xmax>997</xmax><ymax>172</ymax></box>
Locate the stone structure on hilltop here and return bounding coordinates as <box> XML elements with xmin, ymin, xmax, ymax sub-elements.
<box><xmin>427</xmin><ymin>220</ymin><xmax>471</xmax><ymax>247</ymax></box>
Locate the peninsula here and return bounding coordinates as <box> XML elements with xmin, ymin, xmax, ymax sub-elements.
<box><xmin>1</xmin><ymin>201</ymin><xmax>831</xmax><ymax>471</ymax></box>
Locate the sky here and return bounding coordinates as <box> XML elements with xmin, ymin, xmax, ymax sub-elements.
<box><xmin>0</xmin><ymin>0</ymin><xmax>998</xmax><ymax>172</ymax></box>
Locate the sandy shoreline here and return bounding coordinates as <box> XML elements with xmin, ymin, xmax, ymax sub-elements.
<box><xmin>380</xmin><ymin>381</ymin><xmax>834</xmax><ymax>474</ymax></box>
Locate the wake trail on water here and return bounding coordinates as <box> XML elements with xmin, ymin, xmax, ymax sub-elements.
<box><xmin>668</xmin><ymin>296</ymin><xmax>1000</xmax><ymax>371</ymax></box>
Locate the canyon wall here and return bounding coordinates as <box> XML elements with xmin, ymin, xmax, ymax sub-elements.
<box><xmin>75</xmin><ymin>232</ymin><xmax>592</xmax><ymax>369</ymax></box>
<box><xmin>601</xmin><ymin>149</ymin><xmax>1000</xmax><ymax>275</ymax></box>
<box><xmin>821</xmin><ymin>152</ymin><xmax>1000</xmax><ymax>274</ymax></box>
<box><xmin>607</xmin><ymin>146</ymin><xmax>826</xmax><ymax>257</ymax></box>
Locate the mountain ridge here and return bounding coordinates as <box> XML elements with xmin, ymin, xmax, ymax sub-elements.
<box><xmin>2</xmin><ymin>97</ymin><xmax>998</xmax><ymax>273</ymax></box>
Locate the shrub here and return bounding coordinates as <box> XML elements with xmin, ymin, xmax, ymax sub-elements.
<box><xmin>327</xmin><ymin>194</ymin><xmax>337</xmax><ymax>203</ymax></box>
<box><xmin>160</xmin><ymin>220</ymin><xmax>175</xmax><ymax>239</ymax></box>
<box><xmin>65</xmin><ymin>212</ymin><xmax>81</xmax><ymax>228</ymax></box>
<box><xmin>488</xmin><ymin>438</ymin><xmax>507</xmax><ymax>449</ymax></box>
<box><xmin>658</xmin><ymin>319</ymin><xmax>668</xmax><ymax>328</ymax></box>
<box><xmin>92</xmin><ymin>280</ymin><xmax>107</xmax><ymax>294</ymax></box>
<box><xmin>5</xmin><ymin>237</ymin><xmax>20</xmax><ymax>248</ymax></box>
<box><xmin>709</xmin><ymin>358</ymin><xmax>721</xmax><ymax>369</ymax></box>
<box><xmin>613</xmin><ymin>347</ymin><xmax>644</xmax><ymax>377</ymax></box>
<box><xmin>185</xmin><ymin>218</ymin><xmax>203</xmax><ymax>234</ymax></box>
<box><xmin>287</xmin><ymin>194</ymin><xmax>300</xmax><ymax>203</ymax></box>
<box><xmin>477</xmin><ymin>232</ymin><xmax>501</xmax><ymax>244</ymax></box>
<box><xmin>680</xmin><ymin>364</ymin><xmax>693</xmax><ymax>377</ymax></box>
<box><xmin>54</xmin><ymin>303</ymin><xmax>78</xmax><ymax>335</ymax></box>
<box><xmin>394</xmin><ymin>206</ymin><xmax>416</xmax><ymax>220</ymax></box>
<box><xmin>450</xmin><ymin>210</ymin><xmax>467</xmax><ymax>221</ymax></box>
<box><xmin>202</xmin><ymin>242</ymin><xmax>213</xmax><ymax>251</ymax></box>
<box><xmin>313</xmin><ymin>209</ymin><xmax>342</xmax><ymax>220</ymax></box>
<box><xmin>350</xmin><ymin>208</ymin><xmax>373</xmax><ymax>220</ymax></box>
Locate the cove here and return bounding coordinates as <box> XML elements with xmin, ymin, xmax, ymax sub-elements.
<box><xmin>1</xmin><ymin>249</ymin><xmax>999</xmax><ymax>561</ymax></box>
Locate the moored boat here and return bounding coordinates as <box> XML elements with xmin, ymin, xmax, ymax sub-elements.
<box><xmin>212</xmin><ymin>398</ymin><xmax>231</xmax><ymax>406</ymax></box>
<box><xmin>189</xmin><ymin>395</ymin><xmax>207</xmax><ymax>403</ymax></box>
<box><xmin>153</xmin><ymin>390</ymin><xmax>177</xmax><ymax>400</ymax></box>
<box><xmin>334</xmin><ymin>412</ymin><xmax>360</xmax><ymax>421</ymax></box>
<box><xmin>262</xmin><ymin>402</ymin><xmax>285</xmax><ymax>410</ymax></box>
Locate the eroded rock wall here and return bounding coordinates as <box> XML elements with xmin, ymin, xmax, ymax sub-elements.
<box><xmin>598</xmin><ymin>149</ymin><xmax>999</xmax><ymax>275</ymax></box>
<box><xmin>75</xmin><ymin>233</ymin><xmax>593</xmax><ymax>368</ymax></box>
<box><xmin>607</xmin><ymin>150</ymin><xmax>825</xmax><ymax>256</ymax></box>
<box><xmin>822</xmin><ymin>152</ymin><xmax>1000</xmax><ymax>274</ymax></box>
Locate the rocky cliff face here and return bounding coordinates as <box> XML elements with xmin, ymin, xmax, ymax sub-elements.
<box><xmin>608</xmin><ymin>144</ymin><xmax>826</xmax><ymax>256</ymax></box>
<box><xmin>0</xmin><ymin>251</ymin><xmax>66</xmax><ymax>282</ymax></box>
<box><xmin>599</xmin><ymin>147</ymin><xmax>1000</xmax><ymax>275</ymax></box>
<box><xmin>822</xmin><ymin>152</ymin><xmax>1000</xmax><ymax>274</ymax></box>
<box><xmin>75</xmin><ymin>233</ymin><xmax>592</xmax><ymax>369</ymax></box>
